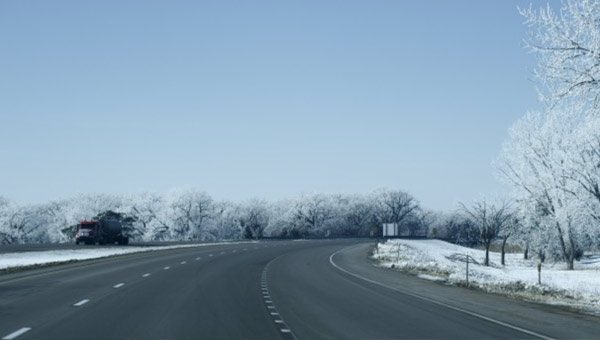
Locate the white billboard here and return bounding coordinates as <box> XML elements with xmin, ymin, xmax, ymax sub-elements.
<box><xmin>382</xmin><ymin>223</ymin><xmax>398</xmax><ymax>237</ymax></box>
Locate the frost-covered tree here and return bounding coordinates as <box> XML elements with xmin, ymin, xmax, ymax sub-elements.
<box><xmin>521</xmin><ymin>0</ymin><xmax>600</xmax><ymax>109</ymax></box>
<box><xmin>498</xmin><ymin>214</ymin><xmax>520</xmax><ymax>266</ymax></box>
<box><xmin>569</xmin><ymin>119</ymin><xmax>600</xmax><ymax>223</ymax></box>
<box><xmin>403</xmin><ymin>209</ymin><xmax>431</xmax><ymax>237</ymax></box>
<box><xmin>439</xmin><ymin>213</ymin><xmax>480</xmax><ymax>247</ymax></box>
<box><xmin>460</xmin><ymin>200</ymin><xmax>512</xmax><ymax>266</ymax></box>
<box><xmin>238</xmin><ymin>199</ymin><xmax>270</xmax><ymax>240</ymax></box>
<box><xmin>341</xmin><ymin>194</ymin><xmax>377</xmax><ymax>237</ymax></box>
<box><xmin>373</xmin><ymin>189</ymin><xmax>419</xmax><ymax>236</ymax></box>
<box><xmin>288</xmin><ymin>193</ymin><xmax>334</xmax><ymax>238</ymax></box>
<box><xmin>167</xmin><ymin>189</ymin><xmax>215</xmax><ymax>241</ymax></box>
<box><xmin>0</xmin><ymin>198</ymin><xmax>52</xmax><ymax>244</ymax></box>
<box><xmin>496</xmin><ymin>0</ymin><xmax>600</xmax><ymax>269</ymax></box>
<box><xmin>212</xmin><ymin>201</ymin><xmax>243</xmax><ymax>240</ymax></box>
<box><xmin>497</xmin><ymin>105</ymin><xmax>598</xmax><ymax>269</ymax></box>
<box><xmin>127</xmin><ymin>193</ymin><xmax>170</xmax><ymax>241</ymax></box>
<box><xmin>0</xmin><ymin>197</ymin><xmax>17</xmax><ymax>244</ymax></box>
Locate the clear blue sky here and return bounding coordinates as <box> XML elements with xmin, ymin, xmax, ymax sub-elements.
<box><xmin>0</xmin><ymin>1</ymin><xmax>552</xmax><ymax>210</ymax></box>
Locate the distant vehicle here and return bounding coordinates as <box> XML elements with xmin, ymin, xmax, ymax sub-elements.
<box><xmin>75</xmin><ymin>220</ymin><xmax>129</xmax><ymax>245</ymax></box>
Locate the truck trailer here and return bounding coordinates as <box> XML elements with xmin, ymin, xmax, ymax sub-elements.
<box><xmin>75</xmin><ymin>220</ymin><xmax>129</xmax><ymax>245</ymax></box>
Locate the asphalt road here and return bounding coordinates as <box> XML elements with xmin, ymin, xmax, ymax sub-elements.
<box><xmin>1</xmin><ymin>240</ymin><xmax>599</xmax><ymax>339</ymax></box>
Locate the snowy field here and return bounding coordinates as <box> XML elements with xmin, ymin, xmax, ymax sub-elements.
<box><xmin>373</xmin><ymin>239</ymin><xmax>600</xmax><ymax>314</ymax></box>
<box><xmin>0</xmin><ymin>241</ymin><xmax>252</xmax><ymax>271</ymax></box>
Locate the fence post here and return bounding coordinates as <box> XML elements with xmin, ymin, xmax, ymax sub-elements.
<box><xmin>537</xmin><ymin>262</ymin><xmax>542</xmax><ymax>285</ymax></box>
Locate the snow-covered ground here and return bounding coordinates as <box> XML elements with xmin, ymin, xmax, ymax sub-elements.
<box><xmin>372</xmin><ymin>239</ymin><xmax>600</xmax><ymax>314</ymax></box>
<box><xmin>0</xmin><ymin>242</ymin><xmax>252</xmax><ymax>271</ymax></box>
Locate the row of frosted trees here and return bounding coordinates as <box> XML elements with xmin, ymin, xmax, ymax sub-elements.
<box><xmin>0</xmin><ymin>189</ymin><xmax>430</xmax><ymax>245</ymax></box>
<box><xmin>437</xmin><ymin>1</ymin><xmax>600</xmax><ymax>270</ymax></box>
<box><xmin>494</xmin><ymin>1</ymin><xmax>600</xmax><ymax>270</ymax></box>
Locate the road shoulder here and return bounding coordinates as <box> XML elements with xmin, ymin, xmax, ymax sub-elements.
<box><xmin>331</xmin><ymin>243</ymin><xmax>600</xmax><ymax>340</ymax></box>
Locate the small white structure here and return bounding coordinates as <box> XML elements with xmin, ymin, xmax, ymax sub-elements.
<box><xmin>382</xmin><ymin>223</ymin><xmax>399</xmax><ymax>237</ymax></box>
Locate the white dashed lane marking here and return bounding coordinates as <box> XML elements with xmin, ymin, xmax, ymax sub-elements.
<box><xmin>113</xmin><ymin>283</ymin><xmax>125</xmax><ymax>288</ymax></box>
<box><xmin>73</xmin><ymin>299</ymin><xmax>89</xmax><ymax>307</ymax></box>
<box><xmin>164</xmin><ymin>266</ymin><xmax>170</xmax><ymax>270</ymax></box>
<box><xmin>262</xmin><ymin>258</ymin><xmax>296</xmax><ymax>339</ymax></box>
<box><xmin>142</xmin><ymin>273</ymin><xmax>151</xmax><ymax>278</ymax></box>
<box><xmin>2</xmin><ymin>327</ymin><xmax>31</xmax><ymax>340</ymax></box>
<box><xmin>209</xmin><ymin>254</ymin><xmax>213</xmax><ymax>257</ymax></box>
<box><xmin>180</xmin><ymin>261</ymin><xmax>186</xmax><ymax>265</ymax></box>
<box><xmin>195</xmin><ymin>257</ymin><xmax>201</xmax><ymax>260</ymax></box>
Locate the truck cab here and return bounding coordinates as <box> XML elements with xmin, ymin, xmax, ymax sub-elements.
<box><xmin>75</xmin><ymin>221</ymin><xmax>99</xmax><ymax>245</ymax></box>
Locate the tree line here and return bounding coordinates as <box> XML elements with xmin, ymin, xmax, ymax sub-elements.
<box><xmin>0</xmin><ymin>189</ymin><xmax>430</xmax><ymax>244</ymax></box>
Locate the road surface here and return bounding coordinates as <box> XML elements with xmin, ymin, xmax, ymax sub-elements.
<box><xmin>1</xmin><ymin>240</ymin><xmax>599</xmax><ymax>339</ymax></box>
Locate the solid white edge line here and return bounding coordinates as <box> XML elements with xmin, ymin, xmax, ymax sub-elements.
<box><xmin>113</xmin><ymin>283</ymin><xmax>125</xmax><ymax>288</ymax></box>
<box><xmin>73</xmin><ymin>299</ymin><xmax>90</xmax><ymax>306</ymax></box>
<box><xmin>2</xmin><ymin>327</ymin><xmax>31</xmax><ymax>340</ymax></box>
<box><xmin>328</xmin><ymin>246</ymin><xmax>556</xmax><ymax>340</ymax></box>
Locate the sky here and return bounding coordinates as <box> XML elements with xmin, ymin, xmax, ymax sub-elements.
<box><xmin>0</xmin><ymin>1</ymin><xmax>555</xmax><ymax>210</ymax></box>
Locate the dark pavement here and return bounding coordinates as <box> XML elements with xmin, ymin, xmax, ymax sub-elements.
<box><xmin>1</xmin><ymin>240</ymin><xmax>599</xmax><ymax>339</ymax></box>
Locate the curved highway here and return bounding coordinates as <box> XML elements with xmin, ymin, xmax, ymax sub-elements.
<box><xmin>1</xmin><ymin>240</ymin><xmax>599</xmax><ymax>339</ymax></box>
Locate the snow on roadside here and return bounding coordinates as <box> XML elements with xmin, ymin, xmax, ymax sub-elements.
<box><xmin>0</xmin><ymin>241</ymin><xmax>252</xmax><ymax>271</ymax></box>
<box><xmin>372</xmin><ymin>239</ymin><xmax>600</xmax><ymax>314</ymax></box>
